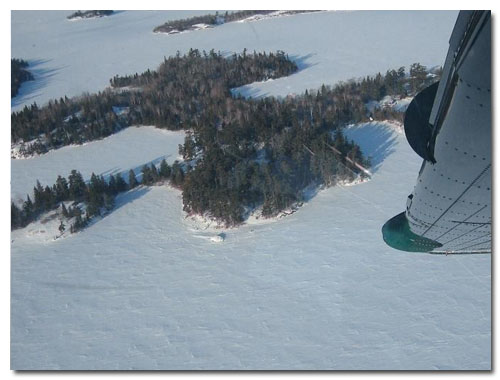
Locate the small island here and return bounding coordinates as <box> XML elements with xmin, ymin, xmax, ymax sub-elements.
<box><xmin>11</xmin><ymin>58</ymin><xmax>34</xmax><ymax>98</ymax></box>
<box><xmin>153</xmin><ymin>10</ymin><xmax>319</xmax><ymax>34</ymax></box>
<box><xmin>67</xmin><ymin>10</ymin><xmax>114</xmax><ymax>20</ymax></box>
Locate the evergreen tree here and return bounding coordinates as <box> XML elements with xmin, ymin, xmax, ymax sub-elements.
<box><xmin>86</xmin><ymin>200</ymin><xmax>100</xmax><ymax>218</ymax></box>
<box><xmin>72</xmin><ymin>214</ymin><xmax>86</xmax><ymax>232</ymax></box>
<box><xmin>150</xmin><ymin>164</ymin><xmax>159</xmax><ymax>182</ymax></box>
<box><xmin>159</xmin><ymin>159</ymin><xmax>171</xmax><ymax>178</ymax></box>
<box><xmin>22</xmin><ymin>195</ymin><xmax>34</xmax><ymax>220</ymax></box>
<box><xmin>141</xmin><ymin>165</ymin><xmax>151</xmax><ymax>185</ymax></box>
<box><xmin>43</xmin><ymin>185</ymin><xmax>56</xmax><ymax>211</ymax></box>
<box><xmin>11</xmin><ymin>202</ymin><xmax>22</xmax><ymax>229</ymax></box>
<box><xmin>409</xmin><ymin>63</ymin><xmax>427</xmax><ymax>93</ymax></box>
<box><xmin>128</xmin><ymin>169</ymin><xmax>138</xmax><ymax>188</ymax></box>
<box><xmin>33</xmin><ymin>180</ymin><xmax>44</xmax><ymax>210</ymax></box>
<box><xmin>115</xmin><ymin>173</ymin><xmax>128</xmax><ymax>192</ymax></box>
<box><xmin>87</xmin><ymin>172</ymin><xmax>105</xmax><ymax>214</ymax></box>
<box><xmin>55</xmin><ymin>175</ymin><xmax>69</xmax><ymax>201</ymax></box>
<box><xmin>103</xmin><ymin>193</ymin><xmax>115</xmax><ymax>211</ymax></box>
<box><xmin>107</xmin><ymin>175</ymin><xmax>117</xmax><ymax>195</ymax></box>
<box><xmin>171</xmin><ymin>160</ymin><xmax>184</xmax><ymax>187</ymax></box>
<box><xmin>68</xmin><ymin>170</ymin><xmax>86</xmax><ymax>200</ymax></box>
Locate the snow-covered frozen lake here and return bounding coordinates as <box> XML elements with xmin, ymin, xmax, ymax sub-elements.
<box><xmin>11</xmin><ymin>10</ymin><xmax>490</xmax><ymax>370</ymax></box>
<box><xmin>11</xmin><ymin>122</ymin><xmax>490</xmax><ymax>370</ymax></box>
<box><xmin>12</xmin><ymin>10</ymin><xmax>458</xmax><ymax>110</ymax></box>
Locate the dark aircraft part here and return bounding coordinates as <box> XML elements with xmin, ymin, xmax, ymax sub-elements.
<box><xmin>382</xmin><ymin>10</ymin><xmax>491</xmax><ymax>254</ymax></box>
<box><xmin>403</xmin><ymin>81</ymin><xmax>439</xmax><ymax>163</ymax></box>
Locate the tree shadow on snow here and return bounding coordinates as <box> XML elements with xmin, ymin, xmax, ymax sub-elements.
<box><xmin>113</xmin><ymin>186</ymin><xmax>151</xmax><ymax>212</ymax></box>
<box><xmin>281</xmin><ymin>123</ymin><xmax>398</xmax><ymax>214</ymax></box>
<box><xmin>97</xmin><ymin>155</ymin><xmax>173</xmax><ymax>183</ymax></box>
<box><xmin>230</xmin><ymin>53</ymin><xmax>317</xmax><ymax>99</ymax></box>
<box><xmin>288</xmin><ymin>52</ymin><xmax>317</xmax><ymax>71</ymax></box>
<box><xmin>82</xmin><ymin>156</ymin><xmax>175</xmax><ymax>229</ymax></box>
<box><xmin>343</xmin><ymin>122</ymin><xmax>399</xmax><ymax>173</ymax></box>
<box><xmin>231</xmin><ymin>87</ymin><xmax>270</xmax><ymax>99</ymax></box>
<box><xmin>84</xmin><ymin>186</ymin><xmax>151</xmax><ymax>230</ymax></box>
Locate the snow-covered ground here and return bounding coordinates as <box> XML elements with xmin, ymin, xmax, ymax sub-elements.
<box><xmin>368</xmin><ymin>95</ymin><xmax>414</xmax><ymax>113</ymax></box>
<box><xmin>11</xmin><ymin>10</ymin><xmax>490</xmax><ymax>370</ymax></box>
<box><xmin>236</xmin><ymin>10</ymin><xmax>322</xmax><ymax>23</ymax></box>
<box><xmin>11</xmin><ymin>121</ymin><xmax>490</xmax><ymax>370</ymax></box>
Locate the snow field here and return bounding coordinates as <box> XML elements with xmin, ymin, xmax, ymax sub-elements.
<box><xmin>11</xmin><ymin>122</ymin><xmax>491</xmax><ymax>369</ymax></box>
<box><xmin>11</xmin><ymin>10</ymin><xmax>490</xmax><ymax>370</ymax></box>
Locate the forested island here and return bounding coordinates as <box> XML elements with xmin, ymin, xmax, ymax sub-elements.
<box><xmin>11</xmin><ymin>58</ymin><xmax>33</xmax><ymax>98</ymax></box>
<box><xmin>67</xmin><ymin>10</ymin><xmax>114</xmax><ymax>20</ymax></box>
<box><xmin>11</xmin><ymin>49</ymin><xmax>438</xmax><ymax>229</ymax></box>
<box><xmin>153</xmin><ymin>11</ymin><xmax>318</xmax><ymax>34</ymax></box>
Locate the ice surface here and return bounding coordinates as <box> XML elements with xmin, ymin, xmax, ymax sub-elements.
<box><xmin>11</xmin><ymin>122</ymin><xmax>490</xmax><ymax>370</ymax></box>
<box><xmin>11</xmin><ymin>10</ymin><xmax>490</xmax><ymax>370</ymax></box>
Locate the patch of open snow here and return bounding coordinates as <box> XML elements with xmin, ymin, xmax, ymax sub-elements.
<box><xmin>157</xmin><ymin>23</ymin><xmax>215</xmax><ymax>36</ymax></box>
<box><xmin>192</xmin><ymin>23</ymin><xmax>211</xmax><ymax>29</ymax></box>
<box><xmin>393</xmin><ymin>97</ymin><xmax>413</xmax><ymax>112</ymax></box>
<box><xmin>112</xmin><ymin>106</ymin><xmax>129</xmax><ymax>116</ymax></box>
<box><xmin>183</xmin><ymin>211</ymin><xmax>227</xmax><ymax>232</ymax></box>
<box><xmin>379</xmin><ymin>95</ymin><xmax>396</xmax><ymax>107</ymax></box>
<box><xmin>11</xmin><ymin>210</ymin><xmax>63</xmax><ymax>244</ymax></box>
<box><xmin>62</xmin><ymin>110</ymin><xmax>83</xmax><ymax>123</ymax></box>
<box><xmin>237</xmin><ymin>10</ymin><xmax>322</xmax><ymax>23</ymax></box>
<box><xmin>237</xmin><ymin>11</ymin><xmax>286</xmax><ymax>23</ymax></box>
<box><xmin>210</xmin><ymin>233</ymin><xmax>225</xmax><ymax>243</ymax></box>
<box><xmin>10</xmin><ymin>200</ymin><xmax>82</xmax><ymax>244</ymax></box>
<box><xmin>11</xmin><ymin>138</ymin><xmax>39</xmax><ymax>160</ymax></box>
<box><xmin>365</xmin><ymin>95</ymin><xmax>414</xmax><ymax>115</ymax></box>
<box><xmin>343</xmin><ymin>121</ymin><xmax>403</xmax><ymax>174</ymax></box>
